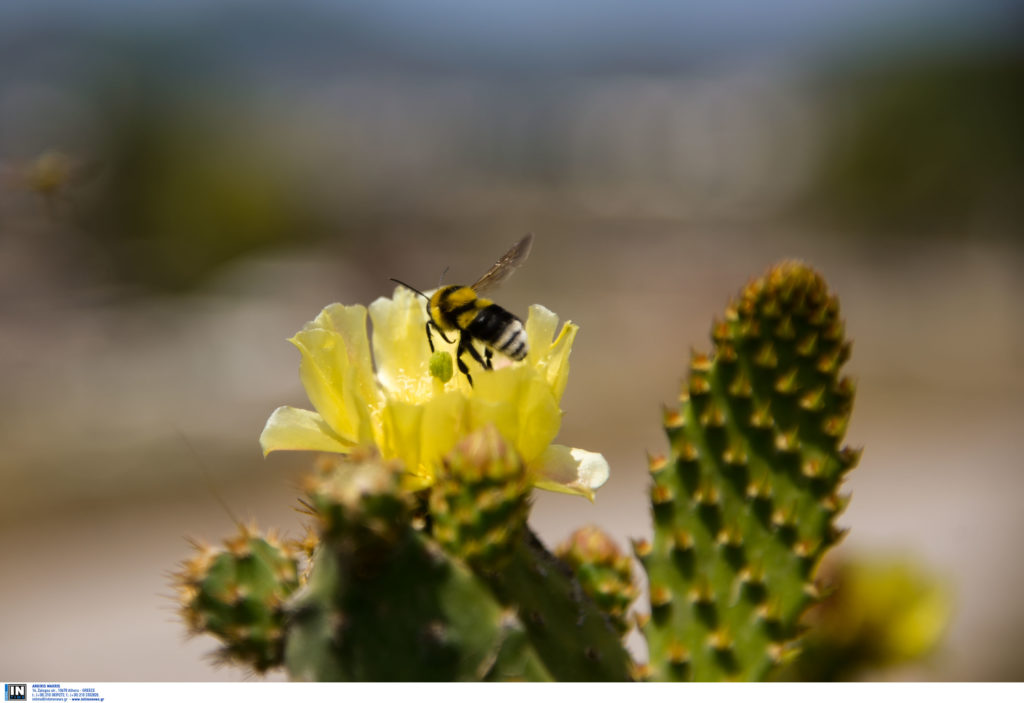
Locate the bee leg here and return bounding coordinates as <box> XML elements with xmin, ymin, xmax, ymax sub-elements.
<box><xmin>425</xmin><ymin>322</ymin><xmax>436</xmax><ymax>352</ymax></box>
<box><xmin>426</xmin><ymin>321</ymin><xmax>454</xmax><ymax>353</ymax></box>
<box><xmin>455</xmin><ymin>337</ymin><xmax>475</xmax><ymax>386</ymax></box>
<box><xmin>462</xmin><ymin>337</ymin><xmax>490</xmax><ymax>372</ymax></box>
<box><xmin>483</xmin><ymin>347</ymin><xmax>494</xmax><ymax>370</ymax></box>
<box><xmin>457</xmin><ymin>355</ymin><xmax>473</xmax><ymax>386</ymax></box>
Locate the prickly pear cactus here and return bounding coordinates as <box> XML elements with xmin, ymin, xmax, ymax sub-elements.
<box><xmin>429</xmin><ymin>426</ymin><xmax>532</xmax><ymax>570</ymax></box>
<box><xmin>286</xmin><ymin>451</ymin><xmax>552</xmax><ymax>681</ymax></box>
<box><xmin>176</xmin><ymin>525</ymin><xmax>300</xmax><ymax>672</ymax></box>
<box><xmin>171</xmin><ymin>260</ymin><xmax>884</xmax><ymax>682</ymax></box>
<box><xmin>555</xmin><ymin>526</ymin><xmax>639</xmax><ymax>638</ymax></box>
<box><xmin>430</xmin><ymin>430</ymin><xmax>633</xmax><ymax>682</ymax></box>
<box><xmin>638</xmin><ymin>261</ymin><xmax>859</xmax><ymax>681</ymax></box>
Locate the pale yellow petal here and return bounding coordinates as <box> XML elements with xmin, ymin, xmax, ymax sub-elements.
<box><xmin>290</xmin><ymin>304</ymin><xmax>380</xmax><ymax>445</ymax></box>
<box><xmin>524</xmin><ymin>304</ymin><xmax>578</xmax><ymax>402</ymax></box>
<box><xmin>312</xmin><ymin>303</ymin><xmax>381</xmax><ymax>405</ymax></box>
<box><xmin>541</xmin><ymin>320</ymin><xmax>577</xmax><ymax>402</ymax></box>
<box><xmin>524</xmin><ymin>303</ymin><xmax>559</xmax><ymax>368</ymax></box>
<box><xmin>378</xmin><ymin>399</ymin><xmax>445</xmax><ymax>486</ymax></box>
<box><xmin>532</xmin><ymin>444</ymin><xmax>610</xmax><ymax>501</ymax></box>
<box><xmin>467</xmin><ymin>365</ymin><xmax>561</xmax><ymax>464</ymax></box>
<box><xmin>419</xmin><ymin>390</ymin><xmax>469</xmax><ymax>474</ymax></box>
<box><xmin>515</xmin><ymin>374</ymin><xmax>562</xmax><ymax>463</ymax></box>
<box><xmin>369</xmin><ymin>287</ymin><xmax>443</xmax><ymax>404</ymax></box>
<box><xmin>468</xmin><ymin>368</ymin><xmax>519</xmax><ymax>453</ymax></box>
<box><xmin>259</xmin><ymin>406</ymin><xmax>355</xmax><ymax>456</ymax></box>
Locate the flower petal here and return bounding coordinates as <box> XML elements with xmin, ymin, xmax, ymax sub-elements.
<box><xmin>524</xmin><ymin>304</ymin><xmax>559</xmax><ymax>368</ymax></box>
<box><xmin>259</xmin><ymin>406</ymin><xmax>355</xmax><ymax>456</ymax></box>
<box><xmin>369</xmin><ymin>287</ymin><xmax>440</xmax><ymax>404</ymax></box>
<box><xmin>525</xmin><ymin>304</ymin><xmax>578</xmax><ymax>402</ymax></box>
<box><xmin>470</xmin><ymin>365</ymin><xmax>560</xmax><ymax>464</ymax></box>
<box><xmin>532</xmin><ymin>444</ymin><xmax>610</xmax><ymax>501</ymax></box>
<box><xmin>290</xmin><ymin>304</ymin><xmax>380</xmax><ymax>444</ymax></box>
<box><xmin>419</xmin><ymin>390</ymin><xmax>469</xmax><ymax>477</ymax></box>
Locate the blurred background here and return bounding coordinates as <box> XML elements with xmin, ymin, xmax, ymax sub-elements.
<box><xmin>1</xmin><ymin>0</ymin><xmax>1022</xmax><ymax>681</ymax></box>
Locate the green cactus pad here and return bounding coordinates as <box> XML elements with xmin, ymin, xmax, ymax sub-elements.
<box><xmin>428</xmin><ymin>429</ymin><xmax>632</xmax><ymax>680</ymax></box>
<box><xmin>429</xmin><ymin>426</ymin><xmax>532</xmax><ymax>570</ymax></box>
<box><xmin>286</xmin><ymin>452</ymin><xmax>552</xmax><ymax>681</ymax></box>
<box><xmin>555</xmin><ymin>526</ymin><xmax>640</xmax><ymax>637</ymax></box>
<box><xmin>640</xmin><ymin>261</ymin><xmax>859</xmax><ymax>681</ymax></box>
<box><xmin>176</xmin><ymin>525</ymin><xmax>301</xmax><ymax>672</ymax></box>
<box><xmin>480</xmin><ymin>530</ymin><xmax>635</xmax><ymax>681</ymax></box>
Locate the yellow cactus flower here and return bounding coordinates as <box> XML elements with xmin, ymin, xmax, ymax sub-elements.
<box><xmin>260</xmin><ymin>287</ymin><xmax>609</xmax><ymax>499</ymax></box>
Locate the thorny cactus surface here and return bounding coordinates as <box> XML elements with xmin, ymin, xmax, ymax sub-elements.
<box><xmin>176</xmin><ymin>525</ymin><xmax>300</xmax><ymax>672</ymax></box>
<box><xmin>172</xmin><ymin>260</ymin><xmax>941</xmax><ymax>681</ymax></box>
<box><xmin>638</xmin><ymin>261</ymin><xmax>858</xmax><ymax>681</ymax></box>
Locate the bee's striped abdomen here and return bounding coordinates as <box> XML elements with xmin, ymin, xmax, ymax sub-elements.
<box><xmin>468</xmin><ymin>304</ymin><xmax>528</xmax><ymax>360</ymax></box>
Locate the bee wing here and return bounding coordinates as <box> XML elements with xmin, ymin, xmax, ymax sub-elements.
<box><xmin>470</xmin><ymin>233</ymin><xmax>534</xmax><ymax>294</ymax></box>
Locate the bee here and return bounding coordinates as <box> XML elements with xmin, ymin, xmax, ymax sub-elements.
<box><xmin>391</xmin><ymin>234</ymin><xmax>533</xmax><ymax>385</ymax></box>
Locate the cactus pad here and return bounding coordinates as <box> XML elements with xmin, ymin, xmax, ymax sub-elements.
<box><xmin>640</xmin><ymin>261</ymin><xmax>859</xmax><ymax>681</ymax></box>
<box><xmin>555</xmin><ymin>526</ymin><xmax>639</xmax><ymax>637</ymax></box>
<box><xmin>176</xmin><ymin>524</ymin><xmax>301</xmax><ymax>672</ymax></box>
<box><xmin>285</xmin><ymin>451</ymin><xmax>552</xmax><ymax>681</ymax></box>
<box><xmin>429</xmin><ymin>426</ymin><xmax>533</xmax><ymax>570</ymax></box>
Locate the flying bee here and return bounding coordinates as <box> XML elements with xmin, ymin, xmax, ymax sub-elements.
<box><xmin>391</xmin><ymin>234</ymin><xmax>533</xmax><ymax>386</ymax></box>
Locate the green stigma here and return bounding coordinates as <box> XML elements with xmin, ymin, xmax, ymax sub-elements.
<box><xmin>429</xmin><ymin>351</ymin><xmax>454</xmax><ymax>383</ymax></box>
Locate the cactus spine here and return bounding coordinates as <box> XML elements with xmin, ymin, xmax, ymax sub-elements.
<box><xmin>639</xmin><ymin>261</ymin><xmax>859</xmax><ymax>681</ymax></box>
